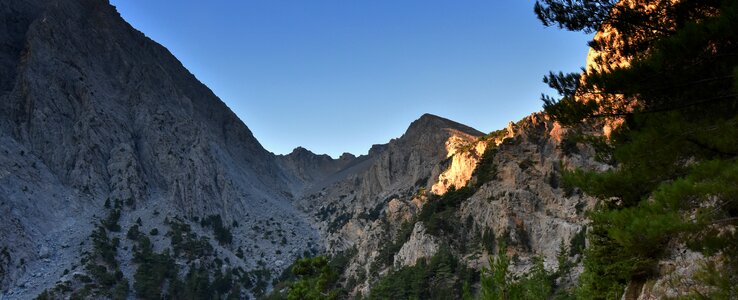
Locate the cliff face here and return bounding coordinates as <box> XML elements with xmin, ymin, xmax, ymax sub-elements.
<box><xmin>295</xmin><ymin>113</ymin><xmax>484</xmax><ymax>250</ymax></box>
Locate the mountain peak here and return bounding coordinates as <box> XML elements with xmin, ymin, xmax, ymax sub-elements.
<box><xmin>289</xmin><ymin>146</ymin><xmax>314</xmax><ymax>156</ymax></box>
<box><xmin>405</xmin><ymin>113</ymin><xmax>484</xmax><ymax>138</ymax></box>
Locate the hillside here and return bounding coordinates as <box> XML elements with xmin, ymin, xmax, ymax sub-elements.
<box><xmin>0</xmin><ymin>0</ymin><xmax>316</xmax><ymax>298</ymax></box>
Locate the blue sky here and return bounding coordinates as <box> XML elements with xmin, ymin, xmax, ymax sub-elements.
<box><xmin>110</xmin><ymin>1</ymin><xmax>592</xmax><ymax>157</ymax></box>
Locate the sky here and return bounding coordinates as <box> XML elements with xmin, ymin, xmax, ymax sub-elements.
<box><xmin>110</xmin><ymin>1</ymin><xmax>593</xmax><ymax>158</ymax></box>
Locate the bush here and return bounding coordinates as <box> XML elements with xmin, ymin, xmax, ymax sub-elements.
<box><xmin>418</xmin><ymin>186</ymin><xmax>475</xmax><ymax>236</ymax></box>
<box><xmin>482</xmin><ymin>228</ymin><xmax>496</xmax><ymax>253</ymax></box>
<box><xmin>103</xmin><ymin>209</ymin><xmax>121</xmax><ymax>232</ymax></box>
<box><xmin>368</xmin><ymin>247</ymin><xmax>476</xmax><ymax>300</ymax></box>
<box><xmin>127</xmin><ymin>225</ymin><xmax>142</xmax><ymax>241</ymax></box>
<box><xmin>167</xmin><ymin>217</ymin><xmax>214</xmax><ymax>260</ymax></box>
<box><xmin>473</xmin><ymin>145</ymin><xmax>498</xmax><ymax>186</ymax></box>
<box><xmin>374</xmin><ymin>221</ymin><xmax>415</xmax><ymax>269</ymax></box>
<box><xmin>201</xmin><ymin>215</ymin><xmax>233</xmax><ymax>245</ymax></box>
<box><xmin>132</xmin><ymin>236</ymin><xmax>177</xmax><ymax>299</ymax></box>
<box><xmin>480</xmin><ymin>243</ymin><xmax>558</xmax><ymax>300</ymax></box>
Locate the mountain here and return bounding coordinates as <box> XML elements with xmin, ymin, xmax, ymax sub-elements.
<box><xmin>0</xmin><ymin>0</ymin><xmax>318</xmax><ymax>297</ymax></box>
<box><xmin>0</xmin><ymin>0</ymin><xmax>710</xmax><ymax>299</ymax></box>
<box><xmin>296</xmin><ymin>112</ymin><xmax>602</xmax><ymax>297</ymax></box>
<box><xmin>291</xmin><ymin>113</ymin><xmax>485</xmax><ymax>249</ymax></box>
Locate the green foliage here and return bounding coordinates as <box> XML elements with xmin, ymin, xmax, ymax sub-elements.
<box><xmin>481</xmin><ymin>129</ymin><xmax>510</xmax><ymax>142</ymax></box>
<box><xmin>132</xmin><ymin>236</ymin><xmax>177</xmax><ymax>299</ymax></box>
<box><xmin>328</xmin><ymin>212</ymin><xmax>352</xmax><ymax>233</ymax></box>
<box><xmin>419</xmin><ymin>186</ymin><xmax>475</xmax><ymax>236</ymax></box>
<box><xmin>568</xmin><ymin>227</ymin><xmax>586</xmax><ymax>258</ymax></box>
<box><xmin>268</xmin><ymin>249</ymin><xmax>358</xmax><ymax>300</ymax></box>
<box><xmin>201</xmin><ymin>214</ymin><xmax>233</xmax><ymax>245</ymax></box>
<box><xmin>517</xmin><ymin>159</ymin><xmax>535</xmax><ymax>171</ymax></box>
<box><xmin>78</xmin><ymin>225</ymin><xmax>129</xmax><ymax>300</ymax></box>
<box><xmin>284</xmin><ymin>256</ymin><xmax>343</xmax><ymax>300</ymax></box>
<box><xmin>481</xmin><ymin>228</ymin><xmax>496</xmax><ymax>253</ymax></box>
<box><xmin>103</xmin><ymin>208</ymin><xmax>121</xmax><ymax>232</ymax></box>
<box><xmin>368</xmin><ymin>247</ymin><xmax>476</xmax><ymax>300</ymax></box>
<box><xmin>538</xmin><ymin>0</ymin><xmax>738</xmax><ymax>297</ymax></box>
<box><xmin>0</xmin><ymin>247</ymin><xmax>8</xmax><ymax>281</ymax></box>
<box><xmin>166</xmin><ymin>264</ymin><xmax>246</xmax><ymax>300</ymax></box>
<box><xmin>41</xmin><ymin>218</ymin><xmax>128</xmax><ymax>299</ymax></box>
<box><xmin>473</xmin><ymin>144</ymin><xmax>498</xmax><ymax>186</ymax></box>
<box><xmin>167</xmin><ymin>217</ymin><xmax>214</xmax><ymax>260</ymax></box>
<box><xmin>328</xmin><ymin>247</ymin><xmax>357</xmax><ymax>277</ymax></box>
<box><xmin>127</xmin><ymin>224</ymin><xmax>142</xmax><ymax>241</ymax></box>
<box><xmin>358</xmin><ymin>201</ymin><xmax>385</xmax><ymax>222</ymax></box>
<box><xmin>90</xmin><ymin>226</ymin><xmax>117</xmax><ymax>267</ymax></box>
<box><xmin>246</xmin><ymin>267</ymin><xmax>272</xmax><ymax>297</ymax></box>
<box><xmin>34</xmin><ymin>290</ymin><xmax>51</xmax><ymax>300</ymax></box>
<box><xmin>479</xmin><ymin>243</ymin><xmax>556</xmax><ymax>300</ymax></box>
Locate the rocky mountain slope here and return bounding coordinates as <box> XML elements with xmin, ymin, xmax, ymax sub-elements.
<box><xmin>0</xmin><ymin>0</ymin><xmax>318</xmax><ymax>298</ymax></box>
<box><xmin>292</xmin><ymin>112</ymin><xmax>605</xmax><ymax>297</ymax></box>
<box><xmin>295</xmin><ymin>113</ymin><xmax>485</xmax><ymax>250</ymax></box>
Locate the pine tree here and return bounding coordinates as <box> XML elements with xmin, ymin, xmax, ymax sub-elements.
<box><xmin>536</xmin><ymin>0</ymin><xmax>738</xmax><ymax>298</ymax></box>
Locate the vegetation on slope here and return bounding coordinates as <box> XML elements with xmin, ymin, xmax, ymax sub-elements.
<box><xmin>368</xmin><ymin>247</ymin><xmax>476</xmax><ymax>300</ymax></box>
<box><xmin>36</xmin><ymin>202</ymin><xmax>129</xmax><ymax>300</ymax></box>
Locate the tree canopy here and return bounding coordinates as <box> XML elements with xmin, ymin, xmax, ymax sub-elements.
<box><xmin>537</xmin><ymin>0</ymin><xmax>738</xmax><ymax>298</ymax></box>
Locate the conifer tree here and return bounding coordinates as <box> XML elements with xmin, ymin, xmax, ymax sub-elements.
<box><xmin>536</xmin><ymin>0</ymin><xmax>738</xmax><ymax>298</ymax></box>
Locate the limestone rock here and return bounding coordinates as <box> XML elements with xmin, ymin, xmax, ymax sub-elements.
<box><xmin>393</xmin><ymin>222</ymin><xmax>439</xmax><ymax>268</ymax></box>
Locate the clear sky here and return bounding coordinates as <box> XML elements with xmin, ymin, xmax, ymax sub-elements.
<box><xmin>110</xmin><ymin>0</ymin><xmax>592</xmax><ymax>158</ymax></box>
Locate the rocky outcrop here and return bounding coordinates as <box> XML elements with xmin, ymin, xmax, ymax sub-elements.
<box><xmin>297</xmin><ymin>113</ymin><xmax>484</xmax><ymax>251</ymax></box>
<box><xmin>431</xmin><ymin>137</ymin><xmax>486</xmax><ymax>195</ymax></box>
<box><xmin>393</xmin><ymin>222</ymin><xmax>439</xmax><ymax>268</ymax></box>
<box><xmin>460</xmin><ymin>114</ymin><xmax>602</xmax><ymax>275</ymax></box>
<box><xmin>296</xmin><ymin>111</ymin><xmax>605</xmax><ymax>296</ymax></box>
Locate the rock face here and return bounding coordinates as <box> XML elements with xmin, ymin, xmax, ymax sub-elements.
<box><xmin>459</xmin><ymin>114</ymin><xmax>601</xmax><ymax>271</ymax></box>
<box><xmin>296</xmin><ymin>113</ymin><xmax>484</xmax><ymax>250</ymax></box>
<box><xmin>393</xmin><ymin>222</ymin><xmax>439</xmax><ymax>268</ymax></box>
<box><xmin>431</xmin><ymin>137</ymin><xmax>486</xmax><ymax>195</ymax></box>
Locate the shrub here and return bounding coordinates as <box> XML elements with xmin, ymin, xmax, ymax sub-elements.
<box><xmin>132</xmin><ymin>236</ymin><xmax>177</xmax><ymax>299</ymax></box>
<box><xmin>201</xmin><ymin>215</ymin><xmax>233</xmax><ymax>245</ymax></box>
<box><xmin>368</xmin><ymin>247</ymin><xmax>475</xmax><ymax>299</ymax></box>
<box><xmin>167</xmin><ymin>217</ymin><xmax>213</xmax><ymax>260</ymax></box>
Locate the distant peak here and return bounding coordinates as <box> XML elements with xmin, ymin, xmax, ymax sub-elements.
<box><xmin>339</xmin><ymin>152</ymin><xmax>356</xmax><ymax>160</ymax></box>
<box><xmin>418</xmin><ymin>113</ymin><xmax>443</xmax><ymax>120</ymax></box>
<box><xmin>405</xmin><ymin>113</ymin><xmax>484</xmax><ymax>137</ymax></box>
<box><xmin>290</xmin><ymin>146</ymin><xmax>313</xmax><ymax>155</ymax></box>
